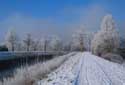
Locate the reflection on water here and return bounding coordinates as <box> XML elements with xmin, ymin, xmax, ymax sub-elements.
<box><xmin>0</xmin><ymin>52</ymin><xmax>54</xmax><ymax>80</ymax></box>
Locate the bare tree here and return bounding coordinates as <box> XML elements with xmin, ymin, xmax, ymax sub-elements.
<box><xmin>44</xmin><ymin>39</ymin><xmax>48</xmax><ymax>52</ymax></box>
<box><xmin>39</xmin><ymin>37</ymin><xmax>50</xmax><ymax>52</ymax></box>
<box><xmin>50</xmin><ymin>36</ymin><xmax>63</xmax><ymax>51</ymax></box>
<box><xmin>63</xmin><ymin>42</ymin><xmax>72</xmax><ymax>51</ymax></box>
<box><xmin>23</xmin><ymin>33</ymin><xmax>34</xmax><ymax>51</ymax></box>
<box><xmin>32</xmin><ymin>39</ymin><xmax>41</xmax><ymax>51</ymax></box>
<box><xmin>5</xmin><ymin>29</ymin><xmax>19</xmax><ymax>51</ymax></box>
<box><xmin>91</xmin><ymin>14</ymin><xmax>120</xmax><ymax>56</ymax></box>
<box><xmin>71</xmin><ymin>27</ymin><xmax>91</xmax><ymax>51</ymax></box>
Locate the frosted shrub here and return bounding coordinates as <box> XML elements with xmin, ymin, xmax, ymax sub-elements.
<box><xmin>102</xmin><ymin>53</ymin><xmax>123</xmax><ymax>64</ymax></box>
<box><xmin>91</xmin><ymin>14</ymin><xmax>120</xmax><ymax>56</ymax></box>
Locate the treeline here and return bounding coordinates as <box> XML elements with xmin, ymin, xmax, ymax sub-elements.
<box><xmin>0</xmin><ymin>14</ymin><xmax>125</xmax><ymax>61</ymax></box>
<box><xmin>2</xmin><ymin>27</ymin><xmax>93</xmax><ymax>52</ymax></box>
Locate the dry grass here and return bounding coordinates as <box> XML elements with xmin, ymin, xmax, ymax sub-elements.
<box><xmin>0</xmin><ymin>52</ymin><xmax>76</xmax><ymax>85</ymax></box>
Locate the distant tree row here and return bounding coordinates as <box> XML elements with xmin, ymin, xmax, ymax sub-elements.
<box><xmin>3</xmin><ymin>14</ymin><xmax>124</xmax><ymax>59</ymax></box>
<box><xmin>5</xmin><ymin>31</ymin><xmax>63</xmax><ymax>52</ymax></box>
<box><xmin>4</xmin><ymin>27</ymin><xmax>92</xmax><ymax>52</ymax></box>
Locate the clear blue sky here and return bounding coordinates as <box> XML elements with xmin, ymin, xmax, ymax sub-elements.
<box><xmin>0</xmin><ymin>0</ymin><xmax>125</xmax><ymax>20</ymax></box>
<box><xmin>0</xmin><ymin>0</ymin><xmax>125</xmax><ymax>42</ymax></box>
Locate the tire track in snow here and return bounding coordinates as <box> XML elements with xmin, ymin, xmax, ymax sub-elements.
<box><xmin>92</xmin><ymin>54</ymin><xmax>125</xmax><ymax>85</ymax></box>
<box><xmin>78</xmin><ymin>52</ymin><xmax>111</xmax><ymax>85</ymax></box>
<box><xmin>74</xmin><ymin>53</ymin><xmax>90</xmax><ymax>85</ymax></box>
<box><xmin>75</xmin><ymin>52</ymin><xmax>125</xmax><ymax>85</ymax></box>
<box><xmin>37</xmin><ymin>52</ymin><xmax>125</xmax><ymax>85</ymax></box>
<box><xmin>93</xmin><ymin>60</ymin><xmax>113</xmax><ymax>85</ymax></box>
<box><xmin>37</xmin><ymin>53</ymin><xmax>82</xmax><ymax>85</ymax></box>
<box><xmin>73</xmin><ymin>53</ymin><xmax>84</xmax><ymax>85</ymax></box>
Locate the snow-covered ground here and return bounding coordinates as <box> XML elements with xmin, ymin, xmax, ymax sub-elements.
<box><xmin>37</xmin><ymin>52</ymin><xmax>125</xmax><ymax>85</ymax></box>
<box><xmin>0</xmin><ymin>52</ymin><xmax>76</xmax><ymax>85</ymax></box>
<box><xmin>37</xmin><ymin>52</ymin><xmax>83</xmax><ymax>85</ymax></box>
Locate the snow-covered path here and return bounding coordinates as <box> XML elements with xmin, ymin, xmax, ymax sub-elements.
<box><xmin>76</xmin><ymin>52</ymin><xmax>125</xmax><ymax>85</ymax></box>
<box><xmin>37</xmin><ymin>52</ymin><xmax>125</xmax><ymax>85</ymax></box>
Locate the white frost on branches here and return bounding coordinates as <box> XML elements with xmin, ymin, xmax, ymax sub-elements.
<box><xmin>91</xmin><ymin>14</ymin><xmax>120</xmax><ymax>56</ymax></box>
<box><xmin>36</xmin><ymin>36</ymin><xmax>51</xmax><ymax>52</ymax></box>
<box><xmin>71</xmin><ymin>26</ymin><xmax>92</xmax><ymax>51</ymax></box>
<box><xmin>23</xmin><ymin>33</ymin><xmax>34</xmax><ymax>51</ymax></box>
<box><xmin>5</xmin><ymin>29</ymin><xmax>19</xmax><ymax>51</ymax></box>
<box><xmin>50</xmin><ymin>36</ymin><xmax>62</xmax><ymax>51</ymax></box>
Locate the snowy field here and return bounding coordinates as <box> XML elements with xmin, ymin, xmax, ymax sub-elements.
<box><xmin>37</xmin><ymin>52</ymin><xmax>125</xmax><ymax>85</ymax></box>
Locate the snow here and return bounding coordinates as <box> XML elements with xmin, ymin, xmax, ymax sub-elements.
<box><xmin>77</xmin><ymin>52</ymin><xmax>125</xmax><ymax>85</ymax></box>
<box><xmin>37</xmin><ymin>52</ymin><xmax>83</xmax><ymax>85</ymax></box>
<box><xmin>37</xmin><ymin>52</ymin><xmax>125</xmax><ymax>85</ymax></box>
<box><xmin>91</xmin><ymin>14</ymin><xmax>119</xmax><ymax>55</ymax></box>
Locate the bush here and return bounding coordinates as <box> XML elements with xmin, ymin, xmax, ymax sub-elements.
<box><xmin>118</xmin><ymin>48</ymin><xmax>125</xmax><ymax>59</ymax></box>
<box><xmin>102</xmin><ymin>53</ymin><xmax>123</xmax><ymax>64</ymax></box>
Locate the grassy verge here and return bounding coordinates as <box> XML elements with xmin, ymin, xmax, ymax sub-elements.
<box><xmin>0</xmin><ymin>52</ymin><xmax>76</xmax><ymax>85</ymax></box>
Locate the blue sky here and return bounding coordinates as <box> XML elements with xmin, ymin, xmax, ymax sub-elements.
<box><xmin>0</xmin><ymin>0</ymin><xmax>125</xmax><ymax>42</ymax></box>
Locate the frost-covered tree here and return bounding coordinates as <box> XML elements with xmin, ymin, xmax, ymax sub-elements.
<box><xmin>38</xmin><ymin>38</ymin><xmax>45</xmax><ymax>51</ymax></box>
<box><xmin>31</xmin><ymin>39</ymin><xmax>41</xmax><ymax>51</ymax></box>
<box><xmin>91</xmin><ymin>14</ymin><xmax>120</xmax><ymax>56</ymax></box>
<box><xmin>5</xmin><ymin>29</ymin><xmax>19</xmax><ymax>51</ymax></box>
<box><xmin>23</xmin><ymin>33</ymin><xmax>34</xmax><ymax>51</ymax></box>
<box><xmin>39</xmin><ymin>37</ymin><xmax>51</xmax><ymax>52</ymax></box>
<box><xmin>71</xmin><ymin>27</ymin><xmax>91</xmax><ymax>51</ymax></box>
<box><xmin>50</xmin><ymin>36</ymin><xmax>63</xmax><ymax>51</ymax></box>
<box><xmin>15</xmin><ymin>42</ymin><xmax>23</xmax><ymax>51</ymax></box>
<box><xmin>63</xmin><ymin>42</ymin><xmax>72</xmax><ymax>51</ymax></box>
<box><xmin>44</xmin><ymin>39</ymin><xmax>49</xmax><ymax>52</ymax></box>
